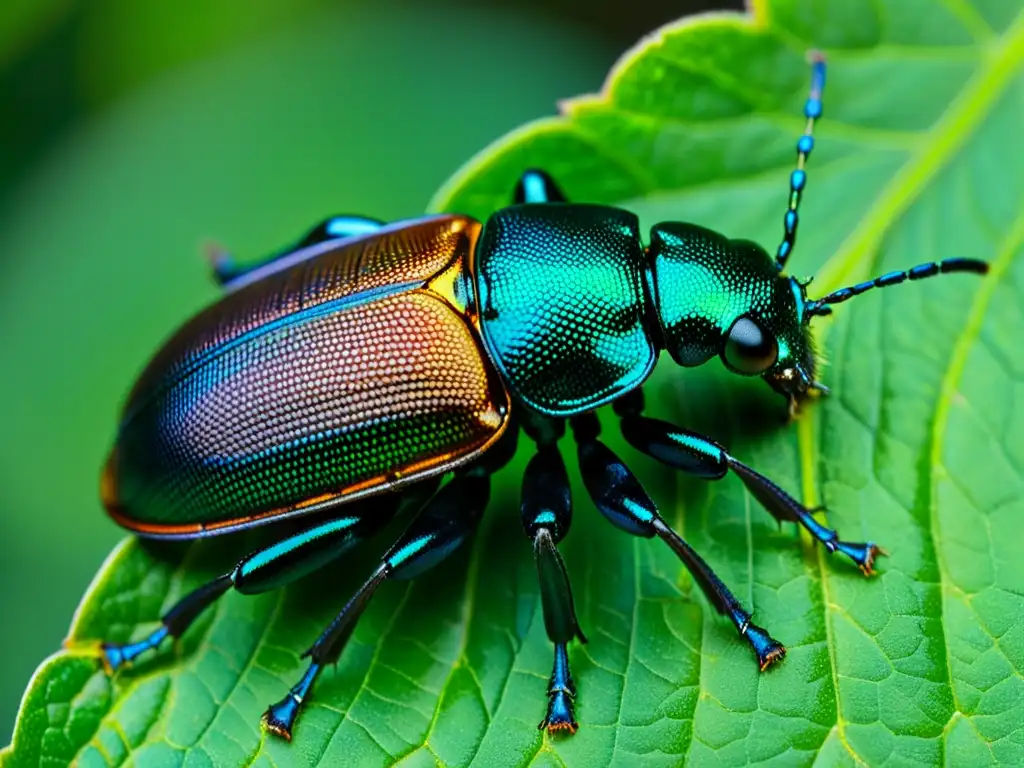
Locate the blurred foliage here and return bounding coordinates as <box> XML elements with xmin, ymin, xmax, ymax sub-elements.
<box><xmin>0</xmin><ymin>2</ymin><xmax>73</xmax><ymax>68</ymax></box>
<box><xmin>76</xmin><ymin>0</ymin><xmax>334</xmax><ymax>104</ymax></box>
<box><xmin>0</xmin><ymin>0</ymin><xmax>742</xmax><ymax>204</ymax></box>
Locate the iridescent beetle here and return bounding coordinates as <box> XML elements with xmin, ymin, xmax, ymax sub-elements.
<box><xmin>97</xmin><ymin>55</ymin><xmax>987</xmax><ymax>739</ymax></box>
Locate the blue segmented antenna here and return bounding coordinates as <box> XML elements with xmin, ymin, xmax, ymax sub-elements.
<box><xmin>805</xmin><ymin>258</ymin><xmax>988</xmax><ymax>317</ymax></box>
<box><xmin>776</xmin><ymin>52</ymin><xmax>826</xmax><ymax>272</ymax></box>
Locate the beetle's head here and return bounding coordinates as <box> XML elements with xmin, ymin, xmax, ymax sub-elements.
<box><xmin>647</xmin><ymin>221</ymin><xmax>987</xmax><ymax>415</ymax></box>
<box><xmin>759</xmin><ymin>276</ymin><xmax>821</xmax><ymax>409</ymax></box>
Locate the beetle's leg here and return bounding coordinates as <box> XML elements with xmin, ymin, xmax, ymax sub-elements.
<box><xmin>572</xmin><ymin>410</ymin><xmax>785</xmax><ymax>670</ymax></box>
<box><xmin>519</xmin><ymin>412</ymin><xmax>585</xmax><ymax>734</ymax></box>
<box><xmin>513</xmin><ymin>169</ymin><xmax>568</xmax><ymax>204</ymax></box>
<box><xmin>614</xmin><ymin>390</ymin><xmax>885</xmax><ymax>576</ymax></box>
<box><xmin>263</xmin><ymin>468</ymin><xmax>495</xmax><ymax>741</ymax></box>
<box><xmin>100</xmin><ymin>493</ymin><xmax>405</xmax><ymax>673</ymax></box>
<box><xmin>210</xmin><ymin>214</ymin><xmax>385</xmax><ymax>289</ymax></box>
<box><xmin>293</xmin><ymin>215</ymin><xmax>387</xmax><ymax>249</ymax></box>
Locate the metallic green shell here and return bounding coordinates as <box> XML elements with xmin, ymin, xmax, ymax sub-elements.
<box><xmin>474</xmin><ymin>204</ymin><xmax>656</xmax><ymax>416</ymax></box>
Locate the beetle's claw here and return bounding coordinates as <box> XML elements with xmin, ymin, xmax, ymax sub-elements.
<box><xmin>539</xmin><ymin>689</ymin><xmax>578</xmax><ymax>735</ymax></box>
<box><xmin>262</xmin><ymin>696</ymin><xmax>300</xmax><ymax>741</ymax></box>
<box><xmin>858</xmin><ymin>543</ymin><xmax>887</xmax><ymax>576</ymax></box>
<box><xmin>99</xmin><ymin>643</ymin><xmax>124</xmax><ymax>674</ymax></box>
<box><xmin>743</xmin><ymin>621</ymin><xmax>786</xmax><ymax>671</ymax></box>
<box><xmin>834</xmin><ymin>541</ymin><xmax>887</xmax><ymax>576</ymax></box>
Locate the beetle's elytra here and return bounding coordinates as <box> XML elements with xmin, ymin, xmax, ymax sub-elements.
<box><xmin>96</xmin><ymin>55</ymin><xmax>987</xmax><ymax>740</ymax></box>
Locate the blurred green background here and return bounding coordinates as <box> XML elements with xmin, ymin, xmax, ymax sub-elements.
<box><xmin>0</xmin><ymin>0</ymin><xmax>740</xmax><ymax>743</ymax></box>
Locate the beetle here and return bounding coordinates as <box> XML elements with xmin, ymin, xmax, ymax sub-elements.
<box><xmin>96</xmin><ymin>55</ymin><xmax>987</xmax><ymax>740</ymax></box>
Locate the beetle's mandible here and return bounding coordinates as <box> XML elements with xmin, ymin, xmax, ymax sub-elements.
<box><xmin>94</xmin><ymin>54</ymin><xmax>988</xmax><ymax>740</ymax></box>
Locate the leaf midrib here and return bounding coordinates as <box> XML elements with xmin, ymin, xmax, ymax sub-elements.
<box><xmin>796</xmin><ymin>7</ymin><xmax>1024</xmax><ymax>764</ymax></box>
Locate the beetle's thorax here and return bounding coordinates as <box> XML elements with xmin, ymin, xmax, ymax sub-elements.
<box><xmin>474</xmin><ymin>203</ymin><xmax>657</xmax><ymax>417</ymax></box>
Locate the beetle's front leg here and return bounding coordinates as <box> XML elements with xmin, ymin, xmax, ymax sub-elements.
<box><xmin>572</xmin><ymin>411</ymin><xmax>785</xmax><ymax>670</ymax></box>
<box><xmin>519</xmin><ymin>412</ymin><xmax>585</xmax><ymax>733</ymax></box>
<box><xmin>614</xmin><ymin>390</ymin><xmax>885</xmax><ymax>576</ymax></box>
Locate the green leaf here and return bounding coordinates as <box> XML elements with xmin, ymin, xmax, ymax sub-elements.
<box><xmin>6</xmin><ymin>0</ymin><xmax>1023</xmax><ymax>765</ymax></box>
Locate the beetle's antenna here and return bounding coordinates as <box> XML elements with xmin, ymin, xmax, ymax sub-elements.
<box><xmin>775</xmin><ymin>51</ymin><xmax>826</xmax><ymax>273</ymax></box>
<box><xmin>805</xmin><ymin>258</ymin><xmax>988</xmax><ymax>317</ymax></box>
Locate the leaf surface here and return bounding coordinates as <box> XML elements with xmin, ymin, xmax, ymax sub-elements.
<box><xmin>5</xmin><ymin>1</ymin><xmax>1023</xmax><ymax>765</ymax></box>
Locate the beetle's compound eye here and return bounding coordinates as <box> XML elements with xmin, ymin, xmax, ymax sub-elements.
<box><xmin>722</xmin><ymin>316</ymin><xmax>778</xmax><ymax>375</ymax></box>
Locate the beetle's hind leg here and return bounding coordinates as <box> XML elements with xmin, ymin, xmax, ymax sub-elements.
<box><xmin>100</xmin><ymin>574</ymin><xmax>232</xmax><ymax>672</ymax></box>
<box><xmin>209</xmin><ymin>214</ymin><xmax>385</xmax><ymax>289</ymax></box>
<box><xmin>262</xmin><ymin>434</ymin><xmax>518</xmax><ymax>740</ymax></box>
<box><xmin>519</xmin><ymin>412</ymin><xmax>586</xmax><ymax>734</ymax></box>
<box><xmin>615</xmin><ymin>389</ymin><xmax>885</xmax><ymax>576</ymax></box>
<box><xmin>572</xmin><ymin>409</ymin><xmax>785</xmax><ymax>671</ymax></box>
<box><xmin>100</xmin><ymin>494</ymin><xmax>404</xmax><ymax>674</ymax></box>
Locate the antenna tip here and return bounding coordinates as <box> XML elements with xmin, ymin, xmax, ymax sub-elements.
<box><xmin>940</xmin><ymin>258</ymin><xmax>988</xmax><ymax>275</ymax></box>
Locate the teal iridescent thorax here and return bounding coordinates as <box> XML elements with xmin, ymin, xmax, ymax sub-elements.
<box><xmin>475</xmin><ymin>204</ymin><xmax>655</xmax><ymax>416</ymax></box>
<box><xmin>647</xmin><ymin>222</ymin><xmax>813</xmax><ymax>380</ymax></box>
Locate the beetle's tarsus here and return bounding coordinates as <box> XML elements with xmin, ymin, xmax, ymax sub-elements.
<box><xmin>261</xmin><ymin>701</ymin><xmax>296</xmax><ymax>741</ymax></box>
<box><xmin>203</xmin><ymin>240</ymin><xmax>236</xmax><ymax>282</ymax></box>
<box><xmin>98</xmin><ymin>624</ymin><xmax>170</xmax><ymax>674</ymax></box>
<box><xmin>539</xmin><ymin>689</ymin><xmax>578</xmax><ymax>735</ymax></box>
<box><xmin>858</xmin><ymin>543</ymin><xmax>887</xmax><ymax>576</ymax></box>
<box><xmin>833</xmin><ymin>540</ymin><xmax>887</xmax><ymax>576</ymax></box>
<box><xmin>99</xmin><ymin>644</ymin><xmax>123</xmax><ymax>674</ymax></box>
<box><xmin>742</xmin><ymin>621</ymin><xmax>786</xmax><ymax>671</ymax></box>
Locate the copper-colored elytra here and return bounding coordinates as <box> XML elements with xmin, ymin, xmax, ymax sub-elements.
<box><xmin>123</xmin><ymin>214</ymin><xmax>482</xmax><ymax>416</ymax></box>
<box><xmin>105</xmin><ymin>408</ymin><xmax>510</xmax><ymax>538</ymax></box>
<box><xmin>102</xmin><ymin>214</ymin><xmax>513</xmax><ymax>535</ymax></box>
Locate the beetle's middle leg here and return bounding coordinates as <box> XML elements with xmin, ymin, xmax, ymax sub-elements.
<box><xmin>512</xmin><ymin>168</ymin><xmax>567</xmax><ymax>204</ymax></box>
<box><xmin>519</xmin><ymin>411</ymin><xmax>586</xmax><ymax>733</ymax></box>
<box><xmin>262</xmin><ymin>425</ymin><xmax>519</xmax><ymax>741</ymax></box>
